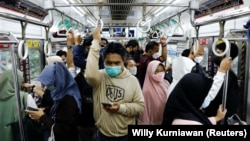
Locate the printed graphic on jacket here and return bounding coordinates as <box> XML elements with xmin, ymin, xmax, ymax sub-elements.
<box><xmin>106</xmin><ymin>85</ymin><xmax>125</xmax><ymax>101</ymax></box>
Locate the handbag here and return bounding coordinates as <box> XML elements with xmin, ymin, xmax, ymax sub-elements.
<box><xmin>48</xmin><ymin>124</ymin><xmax>55</xmax><ymax>141</ymax></box>
<box><xmin>227</xmin><ymin>114</ymin><xmax>244</xmax><ymax>125</ymax></box>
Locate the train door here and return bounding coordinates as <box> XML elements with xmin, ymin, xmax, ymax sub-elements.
<box><xmin>26</xmin><ymin>39</ymin><xmax>45</xmax><ymax>84</ymax></box>
<box><xmin>209</xmin><ymin>32</ymin><xmax>249</xmax><ymax>122</ymax></box>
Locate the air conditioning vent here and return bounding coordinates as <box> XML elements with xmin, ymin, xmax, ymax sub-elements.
<box><xmin>0</xmin><ymin>0</ymin><xmax>48</xmax><ymax>20</ymax></box>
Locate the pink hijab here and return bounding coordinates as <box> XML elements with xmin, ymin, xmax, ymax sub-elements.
<box><xmin>139</xmin><ymin>60</ymin><xmax>169</xmax><ymax>125</ymax></box>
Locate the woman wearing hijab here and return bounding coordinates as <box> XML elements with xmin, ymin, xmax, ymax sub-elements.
<box><xmin>162</xmin><ymin>73</ymin><xmax>227</xmax><ymax>125</ymax></box>
<box><xmin>0</xmin><ymin>69</ymin><xmax>38</xmax><ymax>141</ymax></box>
<box><xmin>138</xmin><ymin>60</ymin><xmax>170</xmax><ymax>125</ymax></box>
<box><xmin>26</xmin><ymin>62</ymin><xmax>82</xmax><ymax>141</ymax></box>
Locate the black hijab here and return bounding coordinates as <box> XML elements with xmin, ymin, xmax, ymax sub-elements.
<box><xmin>162</xmin><ymin>73</ymin><xmax>213</xmax><ymax>125</ymax></box>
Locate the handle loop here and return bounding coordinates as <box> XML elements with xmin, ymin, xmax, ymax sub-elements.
<box><xmin>18</xmin><ymin>40</ymin><xmax>28</xmax><ymax>60</ymax></box>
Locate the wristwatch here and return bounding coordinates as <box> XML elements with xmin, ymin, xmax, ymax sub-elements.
<box><xmin>67</xmin><ymin>45</ymin><xmax>72</xmax><ymax>49</ymax></box>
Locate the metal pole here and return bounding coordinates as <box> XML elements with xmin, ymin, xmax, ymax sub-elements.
<box><xmin>225</xmin><ymin>38</ymin><xmax>248</xmax><ymax>41</ymax></box>
<box><xmin>11</xmin><ymin>43</ymin><xmax>26</xmax><ymax>141</ymax></box>
<box><xmin>54</xmin><ymin>3</ymin><xmax>189</xmax><ymax>7</ymax></box>
<box><xmin>152</xmin><ymin>8</ymin><xmax>189</xmax><ymax>27</ymax></box>
<box><xmin>46</xmin><ymin>8</ymin><xmax>85</xmax><ymax>28</ymax></box>
<box><xmin>245</xmin><ymin>42</ymin><xmax>250</xmax><ymax>123</ymax></box>
<box><xmin>0</xmin><ymin>32</ymin><xmax>25</xmax><ymax>140</ymax></box>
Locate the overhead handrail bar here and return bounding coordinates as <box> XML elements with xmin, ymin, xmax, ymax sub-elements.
<box><xmin>224</xmin><ymin>38</ymin><xmax>248</xmax><ymax>41</ymax></box>
<box><xmin>0</xmin><ymin>32</ymin><xmax>25</xmax><ymax>141</ymax></box>
<box><xmin>152</xmin><ymin>7</ymin><xmax>189</xmax><ymax>27</ymax></box>
<box><xmin>45</xmin><ymin>8</ymin><xmax>85</xmax><ymax>28</ymax></box>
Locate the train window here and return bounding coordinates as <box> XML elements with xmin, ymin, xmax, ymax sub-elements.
<box><xmin>0</xmin><ymin>50</ymin><xmax>13</xmax><ymax>73</ymax></box>
<box><xmin>166</xmin><ymin>44</ymin><xmax>178</xmax><ymax>65</ymax></box>
<box><xmin>28</xmin><ymin>49</ymin><xmax>41</xmax><ymax>80</ymax></box>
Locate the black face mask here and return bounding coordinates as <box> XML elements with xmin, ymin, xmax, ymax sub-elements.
<box><xmin>212</xmin><ymin>56</ymin><xmax>223</xmax><ymax>66</ymax></box>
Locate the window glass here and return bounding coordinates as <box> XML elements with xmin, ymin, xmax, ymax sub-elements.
<box><xmin>28</xmin><ymin>49</ymin><xmax>41</xmax><ymax>79</ymax></box>
<box><xmin>0</xmin><ymin>49</ymin><xmax>13</xmax><ymax>74</ymax></box>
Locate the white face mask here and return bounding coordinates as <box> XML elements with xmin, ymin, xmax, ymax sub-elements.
<box><xmin>129</xmin><ymin>67</ymin><xmax>137</xmax><ymax>75</ymax></box>
<box><xmin>152</xmin><ymin>52</ymin><xmax>161</xmax><ymax>59</ymax></box>
<box><xmin>194</xmin><ymin>56</ymin><xmax>203</xmax><ymax>63</ymax></box>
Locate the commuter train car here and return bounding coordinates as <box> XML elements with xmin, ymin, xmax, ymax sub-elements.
<box><xmin>0</xmin><ymin>0</ymin><xmax>250</xmax><ymax>140</ymax></box>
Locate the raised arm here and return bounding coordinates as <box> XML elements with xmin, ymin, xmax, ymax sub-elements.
<box><xmin>159</xmin><ymin>36</ymin><xmax>167</xmax><ymax>62</ymax></box>
<box><xmin>85</xmin><ymin>28</ymin><xmax>102</xmax><ymax>87</ymax></box>
<box><xmin>200</xmin><ymin>57</ymin><xmax>232</xmax><ymax>109</ymax></box>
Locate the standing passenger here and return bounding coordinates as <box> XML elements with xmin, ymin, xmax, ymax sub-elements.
<box><xmin>124</xmin><ymin>57</ymin><xmax>137</xmax><ymax>76</ymax></box>
<box><xmin>26</xmin><ymin>62</ymin><xmax>81</xmax><ymax>141</ymax></box>
<box><xmin>202</xmin><ymin>42</ymin><xmax>240</xmax><ymax>125</ymax></box>
<box><xmin>85</xmin><ymin>28</ymin><xmax>144</xmax><ymax>141</ymax></box>
<box><xmin>137</xmin><ymin>37</ymin><xmax>167</xmax><ymax>88</ymax></box>
<box><xmin>138</xmin><ymin>60</ymin><xmax>170</xmax><ymax>125</ymax></box>
<box><xmin>0</xmin><ymin>69</ymin><xmax>39</xmax><ymax>141</ymax></box>
<box><xmin>162</xmin><ymin>73</ymin><xmax>227</xmax><ymax>125</ymax></box>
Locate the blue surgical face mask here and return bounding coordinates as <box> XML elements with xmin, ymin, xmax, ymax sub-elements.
<box><xmin>105</xmin><ymin>66</ymin><xmax>122</xmax><ymax>77</ymax></box>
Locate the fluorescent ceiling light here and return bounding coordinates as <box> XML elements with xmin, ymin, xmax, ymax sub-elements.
<box><xmin>155</xmin><ymin>8</ymin><xmax>170</xmax><ymax>17</ymax></box>
<box><xmin>153</xmin><ymin>7</ymin><xmax>164</xmax><ymax>15</ymax></box>
<box><xmin>72</xmin><ymin>7</ymin><xmax>84</xmax><ymax>16</ymax></box>
<box><xmin>62</xmin><ymin>0</ymin><xmax>69</xmax><ymax>4</ymax></box>
<box><xmin>68</xmin><ymin>0</ymin><xmax>76</xmax><ymax>3</ymax></box>
<box><xmin>87</xmin><ymin>19</ymin><xmax>95</xmax><ymax>26</ymax></box>
<box><xmin>88</xmin><ymin>18</ymin><xmax>96</xmax><ymax>24</ymax></box>
<box><xmin>76</xmin><ymin>7</ymin><xmax>85</xmax><ymax>15</ymax></box>
<box><xmin>155</xmin><ymin>0</ymin><xmax>176</xmax><ymax>17</ymax></box>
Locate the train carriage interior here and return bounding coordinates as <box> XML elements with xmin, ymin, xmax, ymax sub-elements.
<box><xmin>0</xmin><ymin>0</ymin><xmax>250</xmax><ymax>139</ymax></box>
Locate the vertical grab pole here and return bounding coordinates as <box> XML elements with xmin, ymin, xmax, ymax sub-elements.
<box><xmin>219</xmin><ymin>20</ymin><xmax>228</xmax><ymax>111</ymax></box>
<box><xmin>222</xmin><ymin>48</ymin><xmax>230</xmax><ymax>111</ymax></box>
<box><xmin>10</xmin><ymin>37</ymin><xmax>26</xmax><ymax>141</ymax></box>
<box><xmin>211</xmin><ymin>20</ymin><xmax>230</xmax><ymax>112</ymax></box>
